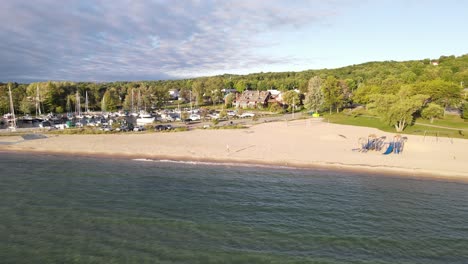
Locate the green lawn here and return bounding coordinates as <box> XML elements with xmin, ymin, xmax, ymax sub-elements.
<box><xmin>322</xmin><ymin>112</ymin><xmax>468</xmax><ymax>139</ymax></box>
<box><xmin>415</xmin><ymin>114</ymin><xmax>468</xmax><ymax>129</ymax></box>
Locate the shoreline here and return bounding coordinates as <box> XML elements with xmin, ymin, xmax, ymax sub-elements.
<box><xmin>2</xmin><ymin>147</ymin><xmax>468</xmax><ymax>183</ymax></box>
<box><xmin>1</xmin><ymin>120</ymin><xmax>467</xmax><ymax>181</ymax></box>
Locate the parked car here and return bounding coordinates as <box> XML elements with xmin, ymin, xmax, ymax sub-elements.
<box><xmin>155</xmin><ymin>124</ymin><xmax>167</xmax><ymax>131</ymax></box>
<box><xmin>155</xmin><ymin>124</ymin><xmax>173</xmax><ymax>131</ymax></box>
<box><xmin>115</xmin><ymin>125</ymin><xmax>130</xmax><ymax>132</ymax></box>
<box><xmin>239</xmin><ymin>112</ymin><xmax>255</xmax><ymax>118</ymax></box>
<box><xmin>189</xmin><ymin>114</ymin><xmax>201</xmax><ymax>121</ymax></box>
<box><xmin>39</xmin><ymin>121</ymin><xmax>51</xmax><ymax>128</ymax></box>
<box><xmin>99</xmin><ymin>125</ymin><xmax>112</xmax><ymax>132</ymax></box>
<box><xmin>133</xmin><ymin>126</ymin><xmax>146</xmax><ymax>132</ymax></box>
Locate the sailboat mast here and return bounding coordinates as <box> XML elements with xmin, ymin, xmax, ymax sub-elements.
<box><xmin>138</xmin><ymin>89</ymin><xmax>141</xmax><ymax>112</ymax></box>
<box><xmin>35</xmin><ymin>85</ymin><xmax>39</xmax><ymax>116</ymax></box>
<box><xmin>8</xmin><ymin>84</ymin><xmax>17</xmax><ymax>129</ymax></box>
<box><xmin>131</xmin><ymin>88</ymin><xmax>134</xmax><ymax>113</ymax></box>
<box><xmin>85</xmin><ymin>91</ymin><xmax>89</xmax><ymax>113</ymax></box>
<box><xmin>75</xmin><ymin>91</ymin><xmax>81</xmax><ymax>116</ymax></box>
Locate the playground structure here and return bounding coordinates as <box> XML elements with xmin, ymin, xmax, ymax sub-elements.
<box><xmin>355</xmin><ymin>134</ymin><xmax>407</xmax><ymax>155</ymax></box>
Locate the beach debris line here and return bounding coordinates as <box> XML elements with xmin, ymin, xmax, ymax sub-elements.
<box><xmin>354</xmin><ymin>134</ymin><xmax>407</xmax><ymax>154</ymax></box>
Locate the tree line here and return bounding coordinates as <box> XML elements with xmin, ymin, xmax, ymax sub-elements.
<box><xmin>1</xmin><ymin>54</ymin><xmax>467</xmax><ymax>131</ymax></box>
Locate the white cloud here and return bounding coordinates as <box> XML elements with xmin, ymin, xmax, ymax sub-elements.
<box><xmin>0</xmin><ymin>0</ymin><xmax>346</xmax><ymax>82</ymax></box>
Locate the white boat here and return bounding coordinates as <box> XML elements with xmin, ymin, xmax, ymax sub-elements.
<box><xmin>136</xmin><ymin>111</ymin><xmax>155</xmax><ymax>125</ymax></box>
<box><xmin>20</xmin><ymin>114</ymin><xmax>33</xmax><ymax>122</ymax></box>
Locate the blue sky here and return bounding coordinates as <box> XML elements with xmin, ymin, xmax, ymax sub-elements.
<box><xmin>0</xmin><ymin>0</ymin><xmax>466</xmax><ymax>82</ymax></box>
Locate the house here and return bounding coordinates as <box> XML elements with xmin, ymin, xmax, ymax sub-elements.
<box><xmin>268</xmin><ymin>89</ymin><xmax>283</xmax><ymax>104</ymax></box>
<box><xmin>234</xmin><ymin>90</ymin><xmax>271</xmax><ymax>109</ymax></box>
<box><xmin>431</xmin><ymin>61</ymin><xmax>439</xmax><ymax>66</ymax></box>
<box><xmin>168</xmin><ymin>89</ymin><xmax>179</xmax><ymax>100</ymax></box>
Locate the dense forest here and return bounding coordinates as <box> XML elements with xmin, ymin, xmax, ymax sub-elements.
<box><xmin>1</xmin><ymin>54</ymin><xmax>467</xmax><ymax>130</ymax></box>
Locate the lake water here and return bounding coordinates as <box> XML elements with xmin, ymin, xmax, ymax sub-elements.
<box><xmin>1</xmin><ymin>152</ymin><xmax>467</xmax><ymax>263</ymax></box>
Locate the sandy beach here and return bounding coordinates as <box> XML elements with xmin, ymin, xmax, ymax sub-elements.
<box><xmin>1</xmin><ymin>119</ymin><xmax>467</xmax><ymax>179</ymax></box>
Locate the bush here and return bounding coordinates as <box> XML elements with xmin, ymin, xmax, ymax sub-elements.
<box><xmin>462</xmin><ymin>103</ymin><xmax>468</xmax><ymax>119</ymax></box>
<box><xmin>269</xmin><ymin>103</ymin><xmax>284</xmax><ymax>113</ymax></box>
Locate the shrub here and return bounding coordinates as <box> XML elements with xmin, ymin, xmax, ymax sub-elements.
<box><xmin>462</xmin><ymin>102</ymin><xmax>468</xmax><ymax>119</ymax></box>
<box><xmin>269</xmin><ymin>103</ymin><xmax>284</xmax><ymax>113</ymax></box>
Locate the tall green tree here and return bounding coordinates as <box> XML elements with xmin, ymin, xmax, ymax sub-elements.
<box><xmin>192</xmin><ymin>79</ymin><xmax>205</xmax><ymax>106</ymax></box>
<box><xmin>282</xmin><ymin>90</ymin><xmax>301</xmax><ymax>111</ymax></box>
<box><xmin>304</xmin><ymin>76</ymin><xmax>324</xmax><ymax>113</ymax></box>
<box><xmin>421</xmin><ymin>103</ymin><xmax>444</xmax><ymax>123</ymax></box>
<box><xmin>0</xmin><ymin>84</ymin><xmax>10</xmax><ymax>114</ymax></box>
<box><xmin>413</xmin><ymin>79</ymin><xmax>461</xmax><ymax>109</ymax></box>
<box><xmin>322</xmin><ymin>76</ymin><xmax>343</xmax><ymax>113</ymax></box>
<box><xmin>101</xmin><ymin>88</ymin><xmax>120</xmax><ymax>112</ymax></box>
<box><xmin>19</xmin><ymin>97</ymin><xmax>34</xmax><ymax>114</ymax></box>
<box><xmin>150</xmin><ymin>84</ymin><xmax>170</xmax><ymax>108</ymax></box>
<box><xmin>205</xmin><ymin>77</ymin><xmax>224</xmax><ymax>105</ymax></box>
<box><xmin>352</xmin><ymin>84</ymin><xmax>381</xmax><ymax>105</ymax></box>
<box><xmin>368</xmin><ymin>91</ymin><xmax>428</xmax><ymax>132</ymax></box>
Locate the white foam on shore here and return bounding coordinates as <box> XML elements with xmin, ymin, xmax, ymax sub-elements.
<box><xmin>131</xmin><ymin>158</ymin><xmax>304</xmax><ymax>171</ymax></box>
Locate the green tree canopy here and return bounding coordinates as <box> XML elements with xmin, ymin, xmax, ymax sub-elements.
<box><xmin>282</xmin><ymin>90</ymin><xmax>301</xmax><ymax>111</ymax></box>
<box><xmin>368</xmin><ymin>91</ymin><xmax>428</xmax><ymax>132</ymax></box>
<box><xmin>304</xmin><ymin>76</ymin><xmax>324</xmax><ymax>113</ymax></box>
<box><xmin>413</xmin><ymin>79</ymin><xmax>461</xmax><ymax>108</ymax></box>
<box><xmin>192</xmin><ymin>79</ymin><xmax>205</xmax><ymax>106</ymax></box>
<box><xmin>421</xmin><ymin>103</ymin><xmax>444</xmax><ymax>123</ymax></box>
<box><xmin>322</xmin><ymin>76</ymin><xmax>343</xmax><ymax>113</ymax></box>
<box><xmin>101</xmin><ymin>88</ymin><xmax>120</xmax><ymax>112</ymax></box>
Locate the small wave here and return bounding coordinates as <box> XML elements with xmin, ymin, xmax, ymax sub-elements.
<box><xmin>132</xmin><ymin>158</ymin><xmax>155</xmax><ymax>162</ymax></box>
<box><xmin>132</xmin><ymin>158</ymin><xmax>303</xmax><ymax>171</ymax></box>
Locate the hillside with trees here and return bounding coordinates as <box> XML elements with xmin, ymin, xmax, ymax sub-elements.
<box><xmin>1</xmin><ymin>54</ymin><xmax>467</xmax><ymax>132</ymax></box>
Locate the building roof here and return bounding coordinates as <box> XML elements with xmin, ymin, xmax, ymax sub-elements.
<box><xmin>236</xmin><ymin>91</ymin><xmax>270</xmax><ymax>103</ymax></box>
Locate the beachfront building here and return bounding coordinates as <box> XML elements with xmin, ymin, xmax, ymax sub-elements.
<box><xmin>234</xmin><ymin>90</ymin><xmax>271</xmax><ymax>109</ymax></box>
<box><xmin>168</xmin><ymin>89</ymin><xmax>179</xmax><ymax>100</ymax></box>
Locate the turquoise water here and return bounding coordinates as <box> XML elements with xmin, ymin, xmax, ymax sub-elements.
<box><xmin>1</xmin><ymin>152</ymin><xmax>468</xmax><ymax>263</ymax></box>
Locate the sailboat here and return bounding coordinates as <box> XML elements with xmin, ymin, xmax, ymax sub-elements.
<box><xmin>75</xmin><ymin>91</ymin><xmax>83</xmax><ymax>119</ymax></box>
<box><xmin>130</xmin><ymin>89</ymin><xmax>139</xmax><ymax>117</ymax></box>
<box><xmin>84</xmin><ymin>91</ymin><xmax>93</xmax><ymax>118</ymax></box>
<box><xmin>35</xmin><ymin>85</ymin><xmax>42</xmax><ymax>118</ymax></box>
<box><xmin>7</xmin><ymin>84</ymin><xmax>17</xmax><ymax>130</ymax></box>
<box><xmin>135</xmin><ymin>89</ymin><xmax>155</xmax><ymax>125</ymax></box>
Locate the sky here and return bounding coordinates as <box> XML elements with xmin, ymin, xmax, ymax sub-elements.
<box><xmin>0</xmin><ymin>0</ymin><xmax>467</xmax><ymax>83</ymax></box>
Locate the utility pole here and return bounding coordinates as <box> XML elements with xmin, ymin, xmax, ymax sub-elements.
<box><xmin>292</xmin><ymin>96</ymin><xmax>295</xmax><ymax>119</ymax></box>
<box><xmin>190</xmin><ymin>90</ymin><xmax>193</xmax><ymax>113</ymax></box>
